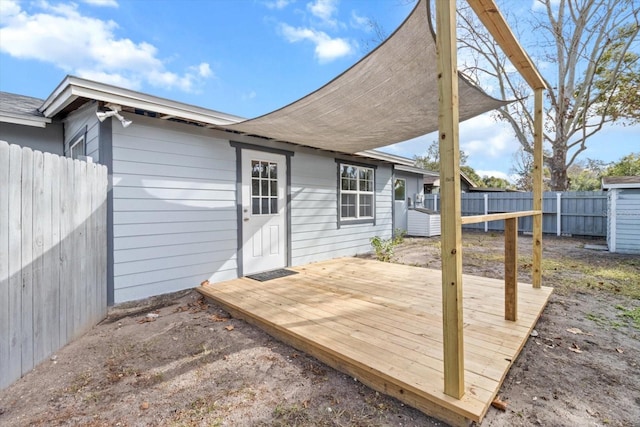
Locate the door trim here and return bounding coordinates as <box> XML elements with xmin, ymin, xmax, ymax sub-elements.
<box><xmin>230</xmin><ymin>141</ymin><xmax>293</xmax><ymax>277</ymax></box>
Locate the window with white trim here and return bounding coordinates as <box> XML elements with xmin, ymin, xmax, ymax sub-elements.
<box><xmin>66</xmin><ymin>127</ymin><xmax>87</xmax><ymax>160</ymax></box>
<box><xmin>69</xmin><ymin>135</ymin><xmax>86</xmax><ymax>159</ymax></box>
<box><xmin>339</xmin><ymin>163</ymin><xmax>374</xmax><ymax>220</ymax></box>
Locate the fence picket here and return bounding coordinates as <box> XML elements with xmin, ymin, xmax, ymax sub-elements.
<box><xmin>0</xmin><ymin>142</ymin><xmax>10</xmax><ymax>389</ymax></box>
<box><xmin>20</xmin><ymin>147</ymin><xmax>34</xmax><ymax>375</ymax></box>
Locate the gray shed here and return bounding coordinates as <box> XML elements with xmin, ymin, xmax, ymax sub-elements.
<box><xmin>602</xmin><ymin>176</ymin><xmax>640</xmax><ymax>254</ymax></box>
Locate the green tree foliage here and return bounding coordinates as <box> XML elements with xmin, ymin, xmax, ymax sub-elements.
<box><xmin>413</xmin><ymin>140</ymin><xmax>468</xmax><ymax>172</ymax></box>
<box><xmin>603</xmin><ymin>152</ymin><xmax>640</xmax><ymax>176</ymax></box>
<box><xmin>567</xmin><ymin>160</ymin><xmax>604</xmax><ymax>191</ymax></box>
<box><xmin>511</xmin><ymin>148</ymin><xmax>551</xmax><ymax>191</ymax></box>
<box><xmin>480</xmin><ymin>176</ymin><xmax>512</xmax><ymax>189</ymax></box>
<box><xmin>591</xmin><ymin>24</ymin><xmax>640</xmax><ymax>123</ymax></box>
<box><xmin>414</xmin><ymin>141</ymin><xmax>514</xmax><ymax>189</ymax></box>
<box><xmin>565</xmin><ymin>153</ymin><xmax>638</xmax><ymax>190</ymax></box>
<box><xmin>457</xmin><ymin>0</ymin><xmax>640</xmax><ymax>191</ymax></box>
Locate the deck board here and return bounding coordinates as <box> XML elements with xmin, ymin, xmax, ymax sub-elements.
<box><xmin>198</xmin><ymin>257</ymin><xmax>552</xmax><ymax>426</ymax></box>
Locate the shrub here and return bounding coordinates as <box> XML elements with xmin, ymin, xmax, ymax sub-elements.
<box><xmin>370</xmin><ymin>230</ymin><xmax>406</xmax><ymax>262</ymax></box>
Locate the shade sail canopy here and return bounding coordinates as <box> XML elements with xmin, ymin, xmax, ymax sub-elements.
<box><xmin>228</xmin><ymin>0</ymin><xmax>507</xmax><ymax>153</ymax></box>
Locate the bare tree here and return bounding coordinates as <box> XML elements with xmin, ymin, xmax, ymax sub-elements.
<box><xmin>457</xmin><ymin>0</ymin><xmax>640</xmax><ymax>191</ymax></box>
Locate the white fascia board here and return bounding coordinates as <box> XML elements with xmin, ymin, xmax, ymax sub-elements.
<box><xmin>395</xmin><ymin>164</ymin><xmax>436</xmax><ymax>176</ymax></box>
<box><xmin>41</xmin><ymin>76</ymin><xmax>245</xmax><ymax>126</ymax></box>
<box><xmin>602</xmin><ymin>183</ymin><xmax>640</xmax><ymax>189</ymax></box>
<box><xmin>356</xmin><ymin>149</ymin><xmax>416</xmax><ymax>166</ymax></box>
<box><xmin>41</xmin><ymin>83</ymin><xmax>78</xmax><ymax>119</ymax></box>
<box><xmin>0</xmin><ymin>113</ymin><xmax>51</xmax><ymax>128</ymax></box>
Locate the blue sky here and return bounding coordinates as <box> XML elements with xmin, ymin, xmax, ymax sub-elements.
<box><xmin>1</xmin><ymin>0</ymin><xmax>638</xmax><ymax>180</ymax></box>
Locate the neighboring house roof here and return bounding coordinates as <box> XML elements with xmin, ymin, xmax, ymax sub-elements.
<box><xmin>356</xmin><ymin>149</ymin><xmax>434</xmax><ymax>175</ymax></box>
<box><xmin>602</xmin><ymin>176</ymin><xmax>640</xmax><ymax>189</ymax></box>
<box><xmin>424</xmin><ymin>172</ymin><xmax>477</xmax><ymax>188</ymax></box>
<box><xmin>0</xmin><ymin>92</ymin><xmax>51</xmax><ymax>128</ymax></box>
<box><xmin>468</xmin><ymin>187</ymin><xmax>522</xmax><ymax>193</ymax></box>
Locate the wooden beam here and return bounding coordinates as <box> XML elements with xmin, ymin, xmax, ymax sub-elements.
<box><xmin>504</xmin><ymin>218</ymin><xmax>518</xmax><ymax>321</ymax></box>
<box><xmin>466</xmin><ymin>0</ymin><xmax>547</xmax><ymax>90</ymax></box>
<box><xmin>460</xmin><ymin>210</ymin><xmax>541</xmax><ymax>225</ymax></box>
<box><xmin>532</xmin><ymin>88</ymin><xmax>544</xmax><ymax>288</ymax></box>
<box><xmin>436</xmin><ymin>0</ymin><xmax>465</xmax><ymax>400</ymax></box>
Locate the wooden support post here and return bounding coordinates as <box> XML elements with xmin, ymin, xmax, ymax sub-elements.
<box><xmin>435</xmin><ymin>0</ymin><xmax>465</xmax><ymax>399</ymax></box>
<box><xmin>504</xmin><ymin>218</ymin><xmax>518</xmax><ymax>321</ymax></box>
<box><xmin>532</xmin><ymin>88</ymin><xmax>543</xmax><ymax>288</ymax></box>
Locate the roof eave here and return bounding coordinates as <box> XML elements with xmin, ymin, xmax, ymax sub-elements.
<box><xmin>602</xmin><ymin>183</ymin><xmax>640</xmax><ymax>189</ymax></box>
<box><xmin>0</xmin><ymin>113</ymin><xmax>51</xmax><ymax>128</ymax></box>
<box><xmin>40</xmin><ymin>75</ymin><xmax>246</xmax><ymax>126</ymax></box>
<box><xmin>395</xmin><ymin>164</ymin><xmax>437</xmax><ymax>176</ymax></box>
<box><xmin>357</xmin><ymin>149</ymin><xmax>416</xmax><ymax>166</ymax></box>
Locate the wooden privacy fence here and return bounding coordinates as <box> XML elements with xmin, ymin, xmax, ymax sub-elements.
<box><xmin>0</xmin><ymin>141</ymin><xmax>108</xmax><ymax>389</ymax></box>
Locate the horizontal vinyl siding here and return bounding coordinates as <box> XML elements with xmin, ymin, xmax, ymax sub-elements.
<box><xmin>290</xmin><ymin>152</ymin><xmax>393</xmax><ymax>266</ymax></box>
<box><xmin>0</xmin><ymin>121</ymin><xmax>64</xmax><ymax>155</ymax></box>
<box><xmin>64</xmin><ymin>103</ymin><xmax>100</xmax><ymax>162</ymax></box>
<box><xmin>614</xmin><ymin>189</ymin><xmax>640</xmax><ymax>254</ymax></box>
<box><xmin>111</xmin><ymin>117</ymin><xmax>238</xmax><ymax>302</ymax></box>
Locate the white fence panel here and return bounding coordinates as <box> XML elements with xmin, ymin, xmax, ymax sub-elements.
<box><xmin>0</xmin><ymin>142</ymin><xmax>108</xmax><ymax>389</ymax></box>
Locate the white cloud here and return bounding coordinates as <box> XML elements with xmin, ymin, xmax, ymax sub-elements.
<box><xmin>531</xmin><ymin>0</ymin><xmax>560</xmax><ymax>11</ymax></box>
<box><xmin>0</xmin><ymin>1</ymin><xmax>213</xmax><ymax>92</ymax></box>
<box><xmin>307</xmin><ymin>0</ymin><xmax>338</xmax><ymax>26</ymax></box>
<box><xmin>350</xmin><ymin>10</ymin><xmax>369</xmax><ymax>31</ymax></box>
<box><xmin>242</xmin><ymin>91</ymin><xmax>257</xmax><ymax>100</ymax></box>
<box><xmin>460</xmin><ymin>114</ymin><xmax>519</xmax><ymax>159</ymax></box>
<box><xmin>82</xmin><ymin>0</ymin><xmax>119</xmax><ymax>7</ymax></box>
<box><xmin>0</xmin><ymin>0</ymin><xmax>20</xmax><ymax>20</ymax></box>
<box><xmin>194</xmin><ymin>62</ymin><xmax>213</xmax><ymax>78</ymax></box>
<box><xmin>75</xmin><ymin>69</ymin><xmax>140</xmax><ymax>89</ymax></box>
<box><xmin>476</xmin><ymin>170</ymin><xmax>512</xmax><ymax>181</ymax></box>
<box><xmin>279</xmin><ymin>23</ymin><xmax>353</xmax><ymax>62</ymax></box>
<box><xmin>264</xmin><ymin>0</ymin><xmax>294</xmax><ymax>10</ymax></box>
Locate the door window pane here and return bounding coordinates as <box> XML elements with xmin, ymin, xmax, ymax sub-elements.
<box><xmin>394</xmin><ymin>179</ymin><xmax>406</xmax><ymax>201</ymax></box>
<box><xmin>251</xmin><ymin>160</ymin><xmax>280</xmax><ymax>215</ymax></box>
<box><xmin>251</xmin><ymin>161</ymin><xmax>261</xmax><ymax>178</ymax></box>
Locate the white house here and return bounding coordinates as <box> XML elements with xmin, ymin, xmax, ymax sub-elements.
<box><xmin>1</xmin><ymin>77</ymin><xmax>427</xmax><ymax>303</ymax></box>
<box><xmin>602</xmin><ymin>176</ymin><xmax>640</xmax><ymax>254</ymax></box>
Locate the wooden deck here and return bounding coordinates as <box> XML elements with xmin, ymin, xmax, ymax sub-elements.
<box><xmin>198</xmin><ymin>257</ymin><xmax>552</xmax><ymax>426</ymax></box>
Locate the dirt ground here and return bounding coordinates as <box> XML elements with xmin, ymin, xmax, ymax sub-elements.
<box><xmin>1</xmin><ymin>231</ymin><xmax>638</xmax><ymax>426</ymax></box>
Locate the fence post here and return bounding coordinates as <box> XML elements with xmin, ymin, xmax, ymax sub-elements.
<box><xmin>609</xmin><ymin>190</ymin><xmax>616</xmax><ymax>252</ymax></box>
<box><xmin>484</xmin><ymin>193</ymin><xmax>489</xmax><ymax>232</ymax></box>
<box><xmin>556</xmin><ymin>192</ymin><xmax>562</xmax><ymax>236</ymax></box>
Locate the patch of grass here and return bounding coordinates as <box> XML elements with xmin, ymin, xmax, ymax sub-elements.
<box><xmin>273</xmin><ymin>404</ymin><xmax>311</xmax><ymax>426</ymax></box>
<box><xmin>67</xmin><ymin>371</ymin><xmax>92</xmax><ymax>394</ymax></box>
<box><xmin>616</xmin><ymin>305</ymin><xmax>640</xmax><ymax>330</ymax></box>
<box><xmin>586</xmin><ymin>313</ymin><xmax>624</xmax><ymax>330</ymax></box>
<box><xmin>586</xmin><ymin>313</ymin><xmax>609</xmax><ymax>327</ymax></box>
<box><xmin>534</xmin><ymin>256</ymin><xmax>640</xmax><ymax>299</ymax></box>
<box><xmin>171</xmin><ymin>397</ymin><xmax>221</xmax><ymax>427</ymax></box>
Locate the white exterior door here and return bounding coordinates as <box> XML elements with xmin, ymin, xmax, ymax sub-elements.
<box><xmin>241</xmin><ymin>149</ymin><xmax>287</xmax><ymax>275</ymax></box>
<box><xmin>394</xmin><ymin>178</ymin><xmax>408</xmax><ymax>232</ymax></box>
